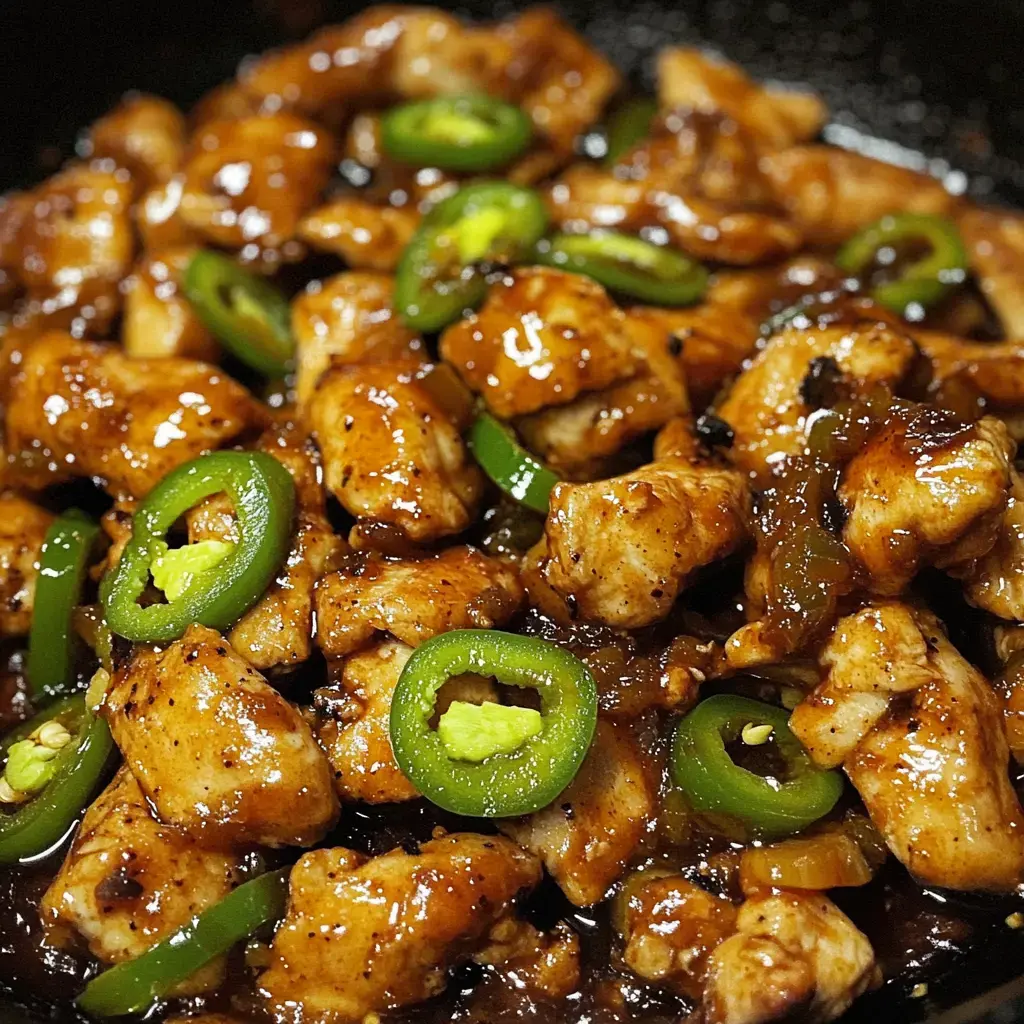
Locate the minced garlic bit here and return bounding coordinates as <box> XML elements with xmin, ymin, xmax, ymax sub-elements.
<box><xmin>1006</xmin><ymin>911</ymin><xmax>1024</xmax><ymax>929</ymax></box>
<box><xmin>741</xmin><ymin>722</ymin><xmax>773</xmax><ymax>746</ymax></box>
<box><xmin>910</xmin><ymin>983</ymin><xmax>928</xmax><ymax>999</ymax></box>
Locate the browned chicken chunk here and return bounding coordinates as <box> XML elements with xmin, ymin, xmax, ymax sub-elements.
<box><xmin>957</xmin><ymin>205</ymin><xmax>1024</xmax><ymax>338</ymax></box>
<box><xmin>101</xmin><ymin>625</ymin><xmax>339</xmax><ymax>848</ymax></box>
<box><xmin>41</xmin><ymin>768</ymin><xmax>242</xmax><ymax>990</ymax></box>
<box><xmin>315</xmin><ymin>545</ymin><xmax>523</xmax><ymax>658</ymax></box>
<box><xmin>2</xmin><ymin>331</ymin><xmax>263</xmax><ymax>497</ymax></box>
<box><xmin>297</xmin><ymin>197</ymin><xmax>420</xmax><ymax>271</ymax></box>
<box><xmin>87</xmin><ymin>94</ymin><xmax>187</xmax><ymax>190</ymax></box>
<box><xmin>309</xmin><ymin>361</ymin><xmax>483</xmax><ymax>542</ymax></box>
<box><xmin>526</xmin><ymin>459</ymin><xmax>749</xmax><ymax>629</ymax></box>
<box><xmin>259</xmin><ymin>833</ymin><xmax>542</xmax><ymax>1023</ymax></box>
<box><xmin>0</xmin><ymin>495</ymin><xmax>53</xmax><ymax>637</ymax></box>
<box><xmin>791</xmin><ymin>603</ymin><xmax>1024</xmax><ymax>891</ymax></box>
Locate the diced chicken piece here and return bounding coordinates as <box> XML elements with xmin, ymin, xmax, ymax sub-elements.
<box><xmin>761</xmin><ymin>147</ymin><xmax>956</xmax><ymax>246</ymax></box>
<box><xmin>473</xmin><ymin>919</ymin><xmax>581</xmax><ymax>1002</ymax></box>
<box><xmin>657</xmin><ymin>49</ymin><xmax>826</xmax><ymax>151</ymax></box>
<box><xmin>188</xmin><ymin>423</ymin><xmax>345</xmax><ymax>671</ymax></box>
<box><xmin>957</xmin><ymin>204</ymin><xmax>1024</xmax><ymax>338</ymax></box>
<box><xmin>995</xmin><ymin>652</ymin><xmax>1024</xmax><ymax>762</ymax></box>
<box><xmin>705</xmin><ymin>256</ymin><xmax>843</xmax><ymax>323</ymax></box>
<box><xmin>0</xmin><ymin>192</ymin><xmax>32</xmax><ymax>307</ymax></box>
<box><xmin>3</xmin><ymin>332</ymin><xmax>263</xmax><ymax>498</ymax></box>
<box><xmin>41</xmin><ymin>768</ymin><xmax>242</xmax><ymax>987</ymax></box>
<box><xmin>297</xmin><ymin>198</ymin><xmax>420</xmax><ymax>271</ymax></box>
<box><xmin>135</xmin><ymin>175</ymin><xmax>201</xmax><ymax>251</ymax></box>
<box><xmin>525</xmin><ymin>459</ymin><xmax>748</xmax><ymax>629</ymax></box>
<box><xmin>699</xmin><ymin>891</ymin><xmax>879</xmax><ymax>1024</ymax></box>
<box><xmin>315</xmin><ymin>546</ymin><xmax>523</xmax><ymax>658</ymax></box>
<box><xmin>191</xmin><ymin>81</ymin><xmax>263</xmax><ymax>128</ymax></box>
<box><xmin>179</xmin><ymin>114</ymin><xmax>334</xmax><ymax>250</ymax></box>
<box><xmin>499</xmin><ymin>719</ymin><xmax>656</xmax><ymax>906</ymax></box>
<box><xmin>0</xmin><ymin>495</ymin><xmax>52</xmax><ymax>637</ymax></box>
<box><xmin>916</xmin><ymin>329</ymin><xmax>1024</xmax><ymax>413</ymax></box>
<box><xmin>309</xmin><ymin>361</ymin><xmax>483</xmax><ymax>542</ymax></box>
<box><xmin>515</xmin><ymin>308</ymin><xmax>689</xmax><ymax>476</ymax></box>
<box><xmin>959</xmin><ymin>469</ymin><xmax>1024</xmax><ymax>620</ymax></box>
<box><xmin>9</xmin><ymin>165</ymin><xmax>134</xmax><ymax>332</ymax></box>
<box><xmin>791</xmin><ymin>603</ymin><xmax>1024</xmax><ymax>891</ymax></box>
<box><xmin>624</xmin><ymin>303</ymin><xmax>760</xmax><ymax>407</ymax></box>
<box><xmin>259</xmin><ymin>834</ymin><xmax>542</xmax><ymax>1023</ymax></box>
<box><xmin>314</xmin><ymin>639</ymin><xmax>419</xmax><ymax>804</ymax></box>
<box><xmin>441</xmin><ymin>268</ymin><xmax>638</xmax><ymax>419</ymax></box>
<box><xmin>622</xmin><ymin>875</ymin><xmax>737</xmax><ymax>999</ymax></box>
<box><xmin>839</xmin><ymin>410</ymin><xmax>1013</xmax><ymax>594</ymax></box>
<box><xmin>101</xmin><ymin>625</ymin><xmax>338</xmax><ymax>847</ymax></box>
<box><xmin>291</xmin><ymin>272</ymin><xmax>424</xmax><ymax>407</ymax></box>
<box><xmin>122</xmin><ymin>246</ymin><xmax>218</xmax><ymax>360</ymax></box>
<box><xmin>87</xmin><ymin>94</ymin><xmax>187</xmax><ymax>189</ymax></box>
<box><xmin>716</xmin><ymin>324</ymin><xmax>917</xmax><ymax>481</ymax></box>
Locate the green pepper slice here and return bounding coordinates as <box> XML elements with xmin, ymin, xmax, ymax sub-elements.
<box><xmin>183</xmin><ymin>250</ymin><xmax>294</xmax><ymax>376</ymax></box>
<box><xmin>395</xmin><ymin>182</ymin><xmax>548</xmax><ymax>332</ymax></box>
<box><xmin>77</xmin><ymin>866</ymin><xmax>289</xmax><ymax>1017</ymax></box>
<box><xmin>670</xmin><ymin>694</ymin><xmax>843</xmax><ymax>836</ymax></box>
<box><xmin>100</xmin><ymin>451</ymin><xmax>295</xmax><ymax>644</ymax></box>
<box><xmin>468</xmin><ymin>413</ymin><xmax>559</xmax><ymax>514</ymax></box>
<box><xmin>835</xmin><ymin>213</ymin><xmax>968</xmax><ymax>314</ymax></box>
<box><xmin>0</xmin><ymin>695</ymin><xmax>113</xmax><ymax>864</ymax></box>
<box><xmin>604</xmin><ymin>96</ymin><xmax>658</xmax><ymax>166</ymax></box>
<box><xmin>389</xmin><ymin>630</ymin><xmax>597</xmax><ymax>817</ymax></box>
<box><xmin>532</xmin><ymin>231</ymin><xmax>708</xmax><ymax>306</ymax></box>
<box><xmin>381</xmin><ymin>95</ymin><xmax>533</xmax><ymax>173</ymax></box>
<box><xmin>28</xmin><ymin>511</ymin><xmax>100</xmax><ymax>699</ymax></box>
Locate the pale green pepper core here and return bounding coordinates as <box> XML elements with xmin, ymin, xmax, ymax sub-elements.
<box><xmin>420</xmin><ymin>110</ymin><xmax>496</xmax><ymax>146</ymax></box>
<box><xmin>150</xmin><ymin>540</ymin><xmax>236</xmax><ymax>603</ymax></box>
<box><xmin>451</xmin><ymin>207</ymin><xmax>513</xmax><ymax>264</ymax></box>
<box><xmin>437</xmin><ymin>701</ymin><xmax>544</xmax><ymax>762</ymax></box>
<box><xmin>4</xmin><ymin>740</ymin><xmax>61</xmax><ymax>795</ymax></box>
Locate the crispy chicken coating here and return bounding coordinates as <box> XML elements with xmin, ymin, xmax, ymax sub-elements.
<box><xmin>179</xmin><ymin>114</ymin><xmax>334</xmax><ymax>250</ymax></box>
<box><xmin>41</xmin><ymin>768</ymin><xmax>242</xmax><ymax>987</ymax></box>
<box><xmin>102</xmin><ymin>625</ymin><xmax>339</xmax><ymax>848</ymax></box>
<box><xmin>297</xmin><ymin>198</ymin><xmax>420</xmax><ymax>271</ymax></box>
<box><xmin>716</xmin><ymin>323</ymin><xmax>918</xmax><ymax>481</ymax></box>
<box><xmin>122</xmin><ymin>245</ymin><xmax>218</xmax><ymax>361</ymax></box>
<box><xmin>791</xmin><ymin>603</ymin><xmax>1024</xmax><ymax>891</ymax></box>
<box><xmin>187</xmin><ymin>423</ymin><xmax>345</xmax><ymax>672</ymax></box>
<box><xmin>657</xmin><ymin>48</ymin><xmax>826</xmax><ymax>150</ymax></box>
<box><xmin>135</xmin><ymin>174</ymin><xmax>200</xmax><ymax>251</ymax></box>
<box><xmin>761</xmin><ymin>147</ymin><xmax>956</xmax><ymax>246</ymax></box>
<box><xmin>839</xmin><ymin>411</ymin><xmax>1013</xmax><ymax>594</ymax></box>
<box><xmin>87</xmin><ymin>94</ymin><xmax>187</xmax><ymax>190</ymax></box>
<box><xmin>309</xmin><ymin>361</ymin><xmax>483</xmax><ymax>542</ymax></box>
<box><xmin>473</xmin><ymin>919</ymin><xmax>581</xmax><ymax>1003</ymax></box>
<box><xmin>525</xmin><ymin>459</ymin><xmax>749</xmax><ymax>629</ymax></box>
<box><xmin>315</xmin><ymin>546</ymin><xmax>523</xmax><ymax>658</ymax></box>
<box><xmin>957</xmin><ymin>204</ymin><xmax>1024</xmax><ymax>338</ymax></box>
<box><xmin>0</xmin><ymin>495</ymin><xmax>53</xmax><ymax>637</ymax></box>
<box><xmin>440</xmin><ymin>268</ymin><xmax>639</xmax><ymax>420</ymax></box>
<box><xmin>259</xmin><ymin>834</ymin><xmax>542</xmax><ymax>1023</ymax></box>
<box><xmin>499</xmin><ymin>719</ymin><xmax>656</xmax><ymax>906</ymax></box>
<box><xmin>313</xmin><ymin>639</ymin><xmax>419</xmax><ymax>804</ymax></box>
<box><xmin>699</xmin><ymin>891</ymin><xmax>879</xmax><ymax>1024</ymax></box>
<box><xmin>2</xmin><ymin>331</ymin><xmax>263</xmax><ymax>497</ymax></box>
<box><xmin>291</xmin><ymin>272</ymin><xmax>424</xmax><ymax>407</ymax></box>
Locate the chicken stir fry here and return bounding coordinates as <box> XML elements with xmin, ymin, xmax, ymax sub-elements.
<box><xmin>1</xmin><ymin>8</ymin><xmax>1024</xmax><ymax>1024</ymax></box>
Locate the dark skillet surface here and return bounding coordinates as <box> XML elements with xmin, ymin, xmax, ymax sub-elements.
<box><xmin>2</xmin><ymin>0</ymin><xmax>1024</xmax><ymax>1021</ymax></box>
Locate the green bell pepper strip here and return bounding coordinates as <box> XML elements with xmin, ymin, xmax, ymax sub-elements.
<box><xmin>100</xmin><ymin>451</ymin><xmax>295</xmax><ymax>644</ymax></box>
<box><xmin>381</xmin><ymin>94</ymin><xmax>533</xmax><ymax>173</ymax></box>
<box><xmin>183</xmin><ymin>250</ymin><xmax>294</xmax><ymax>376</ymax></box>
<box><xmin>835</xmin><ymin>213</ymin><xmax>968</xmax><ymax>314</ymax></box>
<box><xmin>532</xmin><ymin>231</ymin><xmax>708</xmax><ymax>306</ymax></box>
<box><xmin>670</xmin><ymin>694</ymin><xmax>843</xmax><ymax>836</ymax></box>
<box><xmin>77</xmin><ymin>866</ymin><xmax>290</xmax><ymax>1017</ymax></box>
<box><xmin>389</xmin><ymin>630</ymin><xmax>597</xmax><ymax>818</ymax></box>
<box><xmin>395</xmin><ymin>181</ymin><xmax>548</xmax><ymax>332</ymax></box>
<box><xmin>468</xmin><ymin>413</ymin><xmax>559</xmax><ymax>514</ymax></box>
<box><xmin>0</xmin><ymin>695</ymin><xmax>114</xmax><ymax>864</ymax></box>
<box><xmin>27</xmin><ymin>510</ymin><xmax>100</xmax><ymax>699</ymax></box>
<box><xmin>604</xmin><ymin>96</ymin><xmax>658</xmax><ymax>165</ymax></box>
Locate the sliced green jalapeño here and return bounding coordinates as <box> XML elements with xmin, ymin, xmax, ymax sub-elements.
<box><xmin>389</xmin><ymin>630</ymin><xmax>597</xmax><ymax>817</ymax></box>
<box><xmin>532</xmin><ymin>231</ymin><xmax>708</xmax><ymax>306</ymax></box>
<box><xmin>381</xmin><ymin>95</ymin><xmax>533</xmax><ymax>172</ymax></box>
<box><xmin>468</xmin><ymin>413</ymin><xmax>559</xmax><ymax>514</ymax></box>
<box><xmin>395</xmin><ymin>182</ymin><xmax>548</xmax><ymax>332</ymax></box>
